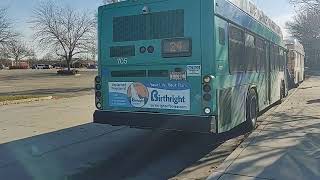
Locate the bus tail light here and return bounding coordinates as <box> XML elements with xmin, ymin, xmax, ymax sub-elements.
<box><xmin>204</xmin><ymin>107</ymin><xmax>212</xmax><ymax>114</ymax></box>
<box><xmin>95</xmin><ymin>84</ymin><xmax>101</xmax><ymax>90</ymax></box>
<box><xmin>203</xmin><ymin>75</ymin><xmax>215</xmax><ymax>83</ymax></box>
<box><xmin>95</xmin><ymin>76</ymin><xmax>101</xmax><ymax>83</ymax></box>
<box><xmin>95</xmin><ymin>91</ymin><xmax>102</xmax><ymax>98</ymax></box>
<box><xmin>96</xmin><ymin>102</ymin><xmax>102</xmax><ymax>110</ymax></box>
<box><xmin>95</xmin><ymin>76</ymin><xmax>103</xmax><ymax>110</ymax></box>
<box><xmin>203</xmin><ymin>94</ymin><xmax>212</xmax><ymax>101</ymax></box>
<box><xmin>203</xmin><ymin>84</ymin><xmax>211</xmax><ymax>92</ymax></box>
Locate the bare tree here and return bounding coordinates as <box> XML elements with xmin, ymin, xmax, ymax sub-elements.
<box><xmin>287</xmin><ymin>8</ymin><xmax>320</xmax><ymax>42</ymax></box>
<box><xmin>287</xmin><ymin>5</ymin><xmax>320</xmax><ymax>68</ymax></box>
<box><xmin>289</xmin><ymin>0</ymin><xmax>320</xmax><ymax>13</ymax></box>
<box><xmin>30</xmin><ymin>1</ymin><xmax>96</xmax><ymax>71</ymax></box>
<box><xmin>41</xmin><ymin>52</ymin><xmax>57</xmax><ymax>62</ymax></box>
<box><xmin>80</xmin><ymin>27</ymin><xmax>97</xmax><ymax>61</ymax></box>
<box><xmin>0</xmin><ymin>8</ymin><xmax>16</xmax><ymax>47</ymax></box>
<box><xmin>4</xmin><ymin>39</ymin><xmax>34</xmax><ymax>65</ymax></box>
<box><xmin>103</xmin><ymin>0</ymin><xmax>121</xmax><ymax>4</ymax></box>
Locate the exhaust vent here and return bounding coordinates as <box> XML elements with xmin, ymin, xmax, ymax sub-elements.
<box><xmin>111</xmin><ymin>70</ymin><xmax>169</xmax><ymax>78</ymax></box>
<box><xmin>113</xmin><ymin>9</ymin><xmax>184</xmax><ymax>42</ymax></box>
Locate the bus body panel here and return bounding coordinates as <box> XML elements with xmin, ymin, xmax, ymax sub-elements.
<box><xmin>95</xmin><ymin>0</ymin><xmax>287</xmax><ymax>134</ymax></box>
<box><xmin>98</xmin><ymin>0</ymin><xmax>208</xmax><ymax>117</ymax></box>
<box><xmin>99</xmin><ymin>0</ymin><xmax>202</xmax><ymax>66</ymax></box>
<box><xmin>214</xmin><ymin>0</ymin><xmax>286</xmax><ymax>133</ymax></box>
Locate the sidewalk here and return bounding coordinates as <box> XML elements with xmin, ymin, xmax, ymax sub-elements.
<box><xmin>209</xmin><ymin>76</ymin><xmax>320</xmax><ymax>180</ymax></box>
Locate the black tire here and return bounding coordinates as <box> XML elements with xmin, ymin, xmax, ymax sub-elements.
<box><xmin>280</xmin><ymin>81</ymin><xmax>286</xmax><ymax>100</ymax></box>
<box><xmin>246</xmin><ymin>88</ymin><xmax>258</xmax><ymax>131</ymax></box>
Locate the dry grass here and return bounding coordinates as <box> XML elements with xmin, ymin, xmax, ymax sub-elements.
<box><xmin>0</xmin><ymin>95</ymin><xmax>45</xmax><ymax>102</ymax></box>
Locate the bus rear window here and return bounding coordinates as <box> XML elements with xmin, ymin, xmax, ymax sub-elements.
<box><xmin>113</xmin><ymin>10</ymin><xmax>184</xmax><ymax>42</ymax></box>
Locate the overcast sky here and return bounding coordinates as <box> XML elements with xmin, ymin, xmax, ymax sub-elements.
<box><xmin>0</xmin><ymin>0</ymin><xmax>295</xmax><ymax>57</ymax></box>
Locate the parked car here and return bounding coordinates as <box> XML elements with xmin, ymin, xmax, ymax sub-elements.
<box><xmin>44</xmin><ymin>64</ymin><xmax>53</xmax><ymax>69</ymax></box>
<box><xmin>87</xmin><ymin>64</ymin><xmax>98</xmax><ymax>69</ymax></box>
<box><xmin>32</xmin><ymin>64</ymin><xmax>52</xmax><ymax>69</ymax></box>
<box><xmin>32</xmin><ymin>64</ymin><xmax>45</xmax><ymax>69</ymax></box>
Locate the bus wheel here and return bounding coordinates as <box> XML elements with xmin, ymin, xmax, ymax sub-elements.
<box><xmin>246</xmin><ymin>89</ymin><xmax>258</xmax><ymax>131</ymax></box>
<box><xmin>280</xmin><ymin>81</ymin><xmax>286</xmax><ymax>100</ymax></box>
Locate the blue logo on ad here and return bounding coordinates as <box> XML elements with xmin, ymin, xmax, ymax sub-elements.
<box><xmin>150</xmin><ymin>90</ymin><xmax>186</xmax><ymax>105</ymax></box>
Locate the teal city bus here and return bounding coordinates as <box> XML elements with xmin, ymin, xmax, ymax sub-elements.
<box><xmin>94</xmin><ymin>0</ymin><xmax>287</xmax><ymax>133</ymax></box>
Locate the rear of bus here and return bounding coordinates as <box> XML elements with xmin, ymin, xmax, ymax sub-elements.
<box><xmin>93</xmin><ymin>0</ymin><xmax>217</xmax><ymax>133</ymax></box>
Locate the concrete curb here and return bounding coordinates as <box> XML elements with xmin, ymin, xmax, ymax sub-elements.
<box><xmin>0</xmin><ymin>96</ymin><xmax>53</xmax><ymax>106</ymax></box>
<box><xmin>207</xmin><ymin>87</ymin><xmax>300</xmax><ymax>180</ymax></box>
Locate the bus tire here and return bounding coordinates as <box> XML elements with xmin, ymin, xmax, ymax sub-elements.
<box><xmin>280</xmin><ymin>81</ymin><xmax>286</xmax><ymax>100</ymax></box>
<box><xmin>246</xmin><ymin>89</ymin><xmax>258</xmax><ymax>131</ymax></box>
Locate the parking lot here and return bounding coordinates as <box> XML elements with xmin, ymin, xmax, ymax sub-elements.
<box><xmin>0</xmin><ymin>69</ymin><xmax>97</xmax><ymax>98</ymax></box>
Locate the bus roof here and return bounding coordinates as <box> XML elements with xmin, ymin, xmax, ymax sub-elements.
<box><xmin>228</xmin><ymin>0</ymin><xmax>283</xmax><ymax>39</ymax></box>
<box><xmin>284</xmin><ymin>38</ymin><xmax>305</xmax><ymax>55</ymax></box>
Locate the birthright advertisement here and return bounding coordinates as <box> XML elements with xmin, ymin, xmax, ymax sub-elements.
<box><xmin>108</xmin><ymin>81</ymin><xmax>191</xmax><ymax>111</ymax></box>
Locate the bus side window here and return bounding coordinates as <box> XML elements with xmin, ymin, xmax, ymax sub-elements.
<box><xmin>229</xmin><ymin>24</ymin><xmax>245</xmax><ymax>73</ymax></box>
<box><xmin>245</xmin><ymin>32</ymin><xmax>256</xmax><ymax>71</ymax></box>
<box><xmin>256</xmin><ymin>38</ymin><xmax>265</xmax><ymax>72</ymax></box>
<box><xmin>276</xmin><ymin>46</ymin><xmax>280</xmax><ymax>71</ymax></box>
<box><xmin>278</xmin><ymin>48</ymin><xmax>282</xmax><ymax>71</ymax></box>
<box><xmin>284</xmin><ymin>50</ymin><xmax>288</xmax><ymax>70</ymax></box>
<box><xmin>280</xmin><ymin>48</ymin><xmax>285</xmax><ymax>71</ymax></box>
<box><xmin>272</xmin><ymin>44</ymin><xmax>278</xmax><ymax>71</ymax></box>
<box><xmin>269</xmin><ymin>43</ymin><xmax>274</xmax><ymax>71</ymax></box>
<box><xmin>219</xmin><ymin>27</ymin><xmax>226</xmax><ymax>45</ymax></box>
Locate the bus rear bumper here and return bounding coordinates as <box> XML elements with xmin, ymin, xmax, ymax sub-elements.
<box><xmin>93</xmin><ymin>110</ymin><xmax>217</xmax><ymax>133</ymax></box>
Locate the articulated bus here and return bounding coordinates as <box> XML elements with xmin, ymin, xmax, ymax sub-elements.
<box><xmin>285</xmin><ymin>39</ymin><xmax>305</xmax><ymax>86</ymax></box>
<box><xmin>94</xmin><ymin>0</ymin><xmax>287</xmax><ymax>133</ymax></box>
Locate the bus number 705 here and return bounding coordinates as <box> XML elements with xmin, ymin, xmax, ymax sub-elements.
<box><xmin>116</xmin><ymin>57</ymin><xmax>128</xmax><ymax>65</ymax></box>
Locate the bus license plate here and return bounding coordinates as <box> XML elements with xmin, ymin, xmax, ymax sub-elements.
<box><xmin>170</xmin><ymin>72</ymin><xmax>187</xmax><ymax>80</ymax></box>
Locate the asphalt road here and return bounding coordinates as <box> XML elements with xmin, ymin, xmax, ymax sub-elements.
<box><xmin>0</xmin><ymin>94</ymin><xmax>253</xmax><ymax>180</ymax></box>
<box><xmin>0</xmin><ymin>69</ymin><xmax>288</xmax><ymax>180</ymax></box>
<box><xmin>0</xmin><ymin>69</ymin><xmax>97</xmax><ymax>97</ymax></box>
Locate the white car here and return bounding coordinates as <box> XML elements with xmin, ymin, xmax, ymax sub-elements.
<box><xmin>33</xmin><ymin>64</ymin><xmax>46</xmax><ymax>69</ymax></box>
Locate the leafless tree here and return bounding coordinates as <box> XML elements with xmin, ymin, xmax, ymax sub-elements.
<box><xmin>287</xmin><ymin>8</ymin><xmax>320</xmax><ymax>42</ymax></box>
<box><xmin>103</xmin><ymin>0</ymin><xmax>121</xmax><ymax>4</ymax></box>
<box><xmin>80</xmin><ymin>27</ymin><xmax>97</xmax><ymax>61</ymax></box>
<box><xmin>30</xmin><ymin>1</ymin><xmax>96</xmax><ymax>71</ymax></box>
<box><xmin>3</xmin><ymin>39</ymin><xmax>34</xmax><ymax>65</ymax></box>
<box><xmin>286</xmin><ymin>5</ymin><xmax>320</xmax><ymax>67</ymax></box>
<box><xmin>0</xmin><ymin>8</ymin><xmax>16</xmax><ymax>47</ymax></box>
<box><xmin>41</xmin><ymin>52</ymin><xmax>57</xmax><ymax>61</ymax></box>
<box><xmin>289</xmin><ymin>0</ymin><xmax>320</xmax><ymax>11</ymax></box>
